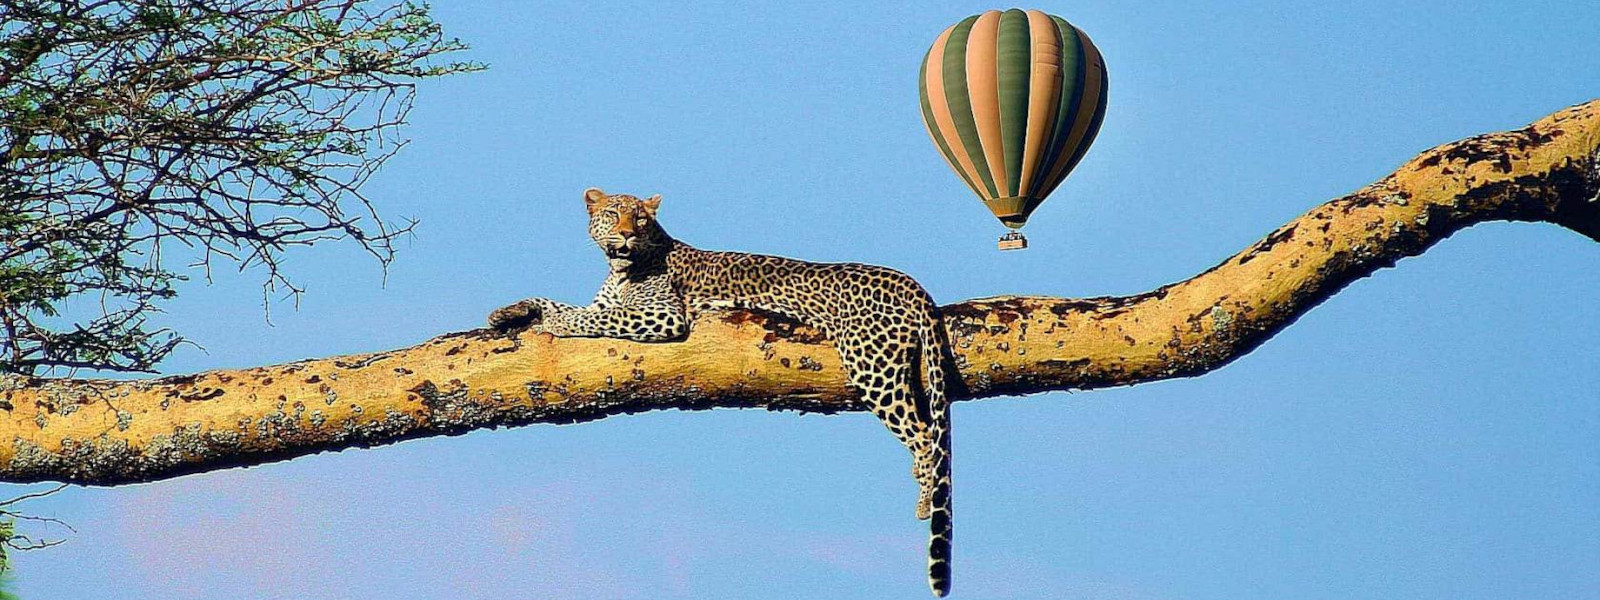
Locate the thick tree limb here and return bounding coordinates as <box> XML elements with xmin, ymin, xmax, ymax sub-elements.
<box><xmin>3</xmin><ymin>101</ymin><xmax>1598</xmax><ymax>486</ymax></box>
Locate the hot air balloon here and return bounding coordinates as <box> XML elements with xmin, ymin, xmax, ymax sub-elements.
<box><xmin>918</xmin><ymin>9</ymin><xmax>1108</xmax><ymax>250</ymax></box>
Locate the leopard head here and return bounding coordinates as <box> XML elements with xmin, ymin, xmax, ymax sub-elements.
<box><xmin>584</xmin><ymin>187</ymin><xmax>669</xmax><ymax>273</ymax></box>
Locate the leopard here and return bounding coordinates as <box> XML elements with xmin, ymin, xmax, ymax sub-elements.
<box><xmin>489</xmin><ymin>188</ymin><xmax>956</xmax><ymax>596</ymax></box>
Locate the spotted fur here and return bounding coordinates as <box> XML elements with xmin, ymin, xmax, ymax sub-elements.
<box><xmin>490</xmin><ymin>188</ymin><xmax>955</xmax><ymax>596</ymax></box>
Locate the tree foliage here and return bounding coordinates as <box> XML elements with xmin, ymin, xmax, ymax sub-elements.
<box><xmin>0</xmin><ymin>0</ymin><xmax>480</xmax><ymax>374</ymax></box>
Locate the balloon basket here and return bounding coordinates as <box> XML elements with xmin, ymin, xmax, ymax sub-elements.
<box><xmin>997</xmin><ymin>231</ymin><xmax>1028</xmax><ymax>251</ymax></box>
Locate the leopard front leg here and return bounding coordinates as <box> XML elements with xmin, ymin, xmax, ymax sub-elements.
<box><xmin>488</xmin><ymin>298</ymin><xmax>579</xmax><ymax>332</ymax></box>
<box><xmin>534</xmin><ymin>301</ymin><xmax>689</xmax><ymax>342</ymax></box>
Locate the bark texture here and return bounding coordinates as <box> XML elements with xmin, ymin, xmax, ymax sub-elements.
<box><xmin>4</xmin><ymin>100</ymin><xmax>1599</xmax><ymax>486</ymax></box>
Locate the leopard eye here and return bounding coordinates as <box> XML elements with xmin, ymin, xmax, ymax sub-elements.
<box><xmin>637</xmin><ymin>216</ymin><xmax>650</xmax><ymax>226</ymax></box>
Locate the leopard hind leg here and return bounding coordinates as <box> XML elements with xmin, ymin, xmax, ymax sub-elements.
<box><xmin>836</xmin><ymin>334</ymin><xmax>941</xmax><ymax>520</ymax></box>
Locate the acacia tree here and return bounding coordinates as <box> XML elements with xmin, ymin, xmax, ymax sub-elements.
<box><xmin>0</xmin><ymin>0</ymin><xmax>479</xmax><ymax>374</ymax></box>
<box><xmin>0</xmin><ymin>100</ymin><xmax>1594</xmax><ymax>485</ymax></box>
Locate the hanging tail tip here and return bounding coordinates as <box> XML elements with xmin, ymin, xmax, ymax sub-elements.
<box><xmin>997</xmin><ymin>231</ymin><xmax>1028</xmax><ymax>251</ymax></box>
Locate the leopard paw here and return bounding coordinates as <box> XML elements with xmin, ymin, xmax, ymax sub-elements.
<box><xmin>488</xmin><ymin>301</ymin><xmax>540</xmax><ymax>332</ymax></box>
<box><xmin>915</xmin><ymin>486</ymin><xmax>933</xmax><ymax>521</ymax></box>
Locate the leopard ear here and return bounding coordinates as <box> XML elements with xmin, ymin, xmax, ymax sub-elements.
<box><xmin>583</xmin><ymin>188</ymin><xmax>606</xmax><ymax>214</ymax></box>
<box><xmin>641</xmin><ymin>194</ymin><xmax>662</xmax><ymax>216</ymax></box>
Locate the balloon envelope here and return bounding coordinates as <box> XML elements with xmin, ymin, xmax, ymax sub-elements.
<box><xmin>918</xmin><ymin>9</ymin><xmax>1108</xmax><ymax>229</ymax></box>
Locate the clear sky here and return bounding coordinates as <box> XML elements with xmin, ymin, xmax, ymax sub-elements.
<box><xmin>10</xmin><ymin>1</ymin><xmax>1600</xmax><ymax>598</ymax></box>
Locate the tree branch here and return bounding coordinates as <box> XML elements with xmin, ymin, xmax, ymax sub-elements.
<box><xmin>2</xmin><ymin>100</ymin><xmax>1597</xmax><ymax>486</ymax></box>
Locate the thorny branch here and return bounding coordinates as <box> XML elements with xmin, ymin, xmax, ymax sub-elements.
<box><xmin>0</xmin><ymin>483</ymin><xmax>70</xmax><ymax>569</ymax></box>
<box><xmin>0</xmin><ymin>0</ymin><xmax>481</xmax><ymax>374</ymax></box>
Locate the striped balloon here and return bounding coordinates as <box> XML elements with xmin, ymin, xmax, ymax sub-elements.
<box><xmin>918</xmin><ymin>9</ymin><xmax>1108</xmax><ymax>230</ymax></box>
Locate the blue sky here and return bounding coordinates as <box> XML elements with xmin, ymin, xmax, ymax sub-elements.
<box><xmin>10</xmin><ymin>1</ymin><xmax>1600</xmax><ymax>598</ymax></box>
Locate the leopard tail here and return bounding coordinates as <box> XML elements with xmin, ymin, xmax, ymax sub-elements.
<box><xmin>919</xmin><ymin>314</ymin><xmax>953</xmax><ymax>597</ymax></box>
